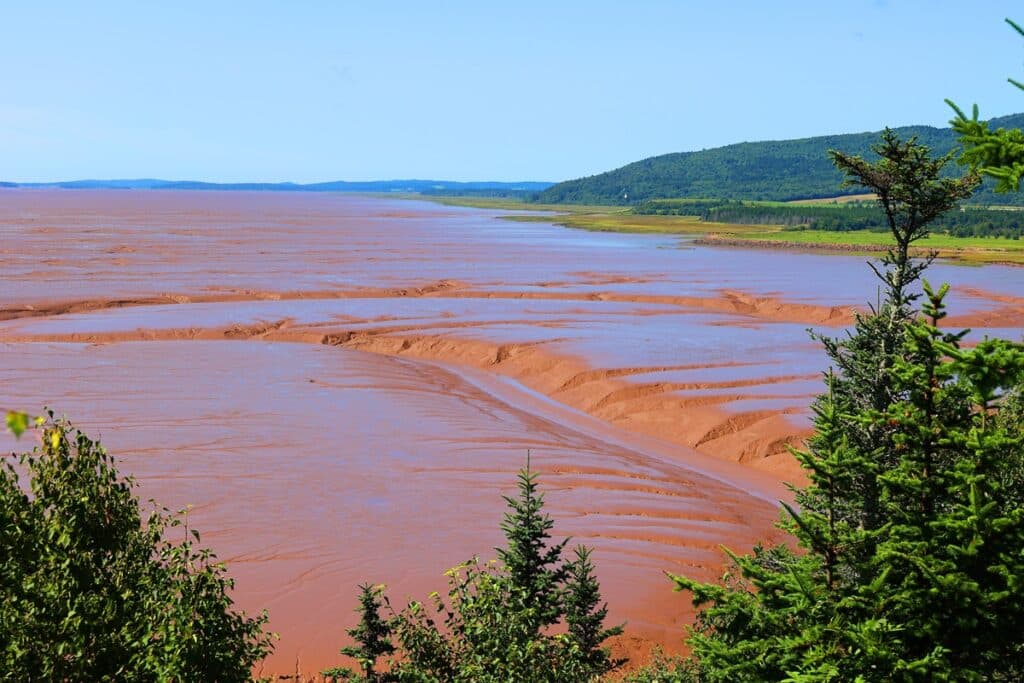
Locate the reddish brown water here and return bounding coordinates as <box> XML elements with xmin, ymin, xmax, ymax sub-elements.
<box><xmin>1</xmin><ymin>189</ymin><xmax>1021</xmax><ymax>673</ymax></box>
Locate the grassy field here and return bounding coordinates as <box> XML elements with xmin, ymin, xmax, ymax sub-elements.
<box><xmin>728</xmin><ymin>229</ymin><xmax>1024</xmax><ymax>265</ymax></box>
<box><xmin>419</xmin><ymin>195</ymin><xmax>615</xmax><ymax>214</ymax></box>
<box><xmin>737</xmin><ymin>229</ymin><xmax>1021</xmax><ymax>249</ymax></box>
<box><xmin>427</xmin><ymin>197</ymin><xmax>766</xmax><ymax>234</ymax></box>
<box><xmin>500</xmin><ymin>212</ymin><xmax>777</xmax><ymax>234</ymax></box>
<box><xmin>787</xmin><ymin>193</ymin><xmax>877</xmax><ymax>205</ymax></box>
<box><xmin>418</xmin><ymin>195</ymin><xmax>1024</xmax><ymax>265</ymax></box>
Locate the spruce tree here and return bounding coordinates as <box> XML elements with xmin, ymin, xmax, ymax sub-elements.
<box><xmin>676</xmin><ymin>276</ymin><xmax>1024</xmax><ymax>683</ymax></box>
<box><xmin>668</xmin><ymin>130</ymin><xmax>1024</xmax><ymax>681</ymax></box>
<box><xmin>995</xmin><ymin>381</ymin><xmax>1024</xmax><ymax>497</ymax></box>
<box><xmin>496</xmin><ymin>460</ymin><xmax>569</xmax><ymax>628</ymax></box>
<box><xmin>813</xmin><ymin>131</ymin><xmax>978</xmax><ymax>543</ymax></box>
<box><xmin>329</xmin><ymin>465</ymin><xmax>624</xmax><ymax>682</ymax></box>
<box><xmin>564</xmin><ymin>545</ymin><xmax>625</xmax><ymax>679</ymax></box>
<box><xmin>947</xmin><ymin>18</ymin><xmax>1024</xmax><ymax>192</ymax></box>
<box><xmin>829</xmin><ymin>129</ymin><xmax>978</xmax><ymax>309</ymax></box>
<box><xmin>860</xmin><ymin>285</ymin><xmax>1024</xmax><ymax>678</ymax></box>
<box><xmin>323</xmin><ymin>583</ymin><xmax>395</xmax><ymax>682</ymax></box>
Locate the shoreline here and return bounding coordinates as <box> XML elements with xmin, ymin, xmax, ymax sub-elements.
<box><xmin>415</xmin><ymin>195</ymin><xmax>1024</xmax><ymax>266</ymax></box>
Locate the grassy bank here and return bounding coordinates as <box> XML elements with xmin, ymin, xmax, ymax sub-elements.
<box><xmin>708</xmin><ymin>229</ymin><xmax>1024</xmax><ymax>264</ymax></box>
<box><xmin>420</xmin><ymin>195</ymin><xmax>614</xmax><ymax>214</ymax></box>
<box><xmin>421</xmin><ymin>195</ymin><xmax>1024</xmax><ymax>265</ymax></box>
<box><xmin>425</xmin><ymin>196</ymin><xmax>768</xmax><ymax>234</ymax></box>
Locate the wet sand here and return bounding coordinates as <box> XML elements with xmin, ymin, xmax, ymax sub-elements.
<box><xmin>1</xmin><ymin>190</ymin><xmax>1021</xmax><ymax>672</ymax></box>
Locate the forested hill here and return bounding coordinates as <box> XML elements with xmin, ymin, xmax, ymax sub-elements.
<box><xmin>537</xmin><ymin>113</ymin><xmax>1024</xmax><ymax>205</ymax></box>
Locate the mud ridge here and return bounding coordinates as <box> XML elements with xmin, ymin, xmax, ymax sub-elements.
<box><xmin>331</xmin><ymin>332</ymin><xmax>812</xmax><ymax>477</ymax></box>
<box><xmin>3</xmin><ymin>281</ymin><xmax>861</xmax><ymax>327</ymax></box>
<box><xmin>2</xmin><ymin>313</ymin><xmax>816</xmax><ymax>478</ymax></box>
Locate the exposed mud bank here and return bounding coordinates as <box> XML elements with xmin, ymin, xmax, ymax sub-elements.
<box><xmin>0</xmin><ymin>284</ymin><xmax>831</xmax><ymax>480</ymax></box>
<box><xmin>0</xmin><ymin>341</ymin><xmax>786</xmax><ymax>672</ymax></box>
<box><xmin>0</xmin><ymin>283</ymin><xmax>859</xmax><ymax>327</ymax></box>
<box><xmin>336</xmin><ymin>330</ymin><xmax>814</xmax><ymax>482</ymax></box>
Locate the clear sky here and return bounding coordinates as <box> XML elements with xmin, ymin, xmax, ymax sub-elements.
<box><xmin>3</xmin><ymin>1</ymin><xmax>1024</xmax><ymax>183</ymax></box>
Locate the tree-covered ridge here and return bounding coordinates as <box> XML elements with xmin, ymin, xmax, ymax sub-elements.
<box><xmin>538</xmin><ymin>114</ymin><xmax>1024</xmax><ymax>205</ymax></box>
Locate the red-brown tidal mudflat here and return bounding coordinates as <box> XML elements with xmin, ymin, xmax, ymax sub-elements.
<box><xmin>1</xmin><ymin>189</ymin><xmax>1021</xmax><ymax>673</ymax></box>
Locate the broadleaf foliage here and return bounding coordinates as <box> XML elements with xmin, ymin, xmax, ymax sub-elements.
<box><xmin>0</xmin><ymin>413</ymin><xmax>275</xmax><ymax>681</ymax></box>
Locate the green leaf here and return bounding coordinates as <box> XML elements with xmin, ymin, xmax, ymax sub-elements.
<box><xmin>5</xmin><ymin>410</ymin><xmax>29</xmax><ymax>438</ymax></box>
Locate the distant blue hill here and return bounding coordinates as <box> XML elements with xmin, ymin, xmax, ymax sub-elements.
<box><xmin>0</xmin><ymin>178</ymin><xmax>553</xmax><ymax>195</ymax></box>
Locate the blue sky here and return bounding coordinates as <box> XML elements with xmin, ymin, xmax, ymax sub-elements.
<box><xmin>3</xmin><ymin>1</ymin><xmax>1024</xmax><ymax>183</ymax></box>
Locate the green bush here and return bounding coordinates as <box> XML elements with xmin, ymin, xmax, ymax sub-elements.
<box><xmin>618</xmin><ymin>648</ymin><xmax>700</xmax><ymax>683</ymax></box>
<box><xmin>1</xmin><ymin>412</ymin><xmax>274</xmax><ymax>681</ymax></box>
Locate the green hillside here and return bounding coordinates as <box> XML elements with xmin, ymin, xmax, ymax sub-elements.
<box><xmin>537</xmin><ymin>114</ymin><xmax>1024</xmax><ymax>205</ymax></box>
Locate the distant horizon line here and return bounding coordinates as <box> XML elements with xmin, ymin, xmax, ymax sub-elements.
<box><xmin>0</xmin><ymin>178</ymin><xmax>556</xmax><ymax>192</ymax></box>
<box><xmin>6</xmin><ymin>109</ymin><xmax>1023</xmax><ymax>191</ymax></box>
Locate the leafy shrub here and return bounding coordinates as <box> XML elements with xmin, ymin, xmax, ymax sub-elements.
<box><xmin>613</xmin><ymin>648</ymin><xmax>699</xmax><ymax>682</ymax></box>
<box><xmin>1</xmin><ymin>412</ymin><xmax>274</xmax><ymax>681</ymax></box>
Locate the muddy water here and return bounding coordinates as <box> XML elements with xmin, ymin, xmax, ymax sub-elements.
<box><xmin>1</xmin><ymin>190</ymin><xmax>1021</xmax><ymax>672</ymax></box>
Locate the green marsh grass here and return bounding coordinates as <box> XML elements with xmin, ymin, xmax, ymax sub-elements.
<box><xmin>414</xmin><ymin>195</ymin><xmax>1024</xmax><ymax>264</ymax></box>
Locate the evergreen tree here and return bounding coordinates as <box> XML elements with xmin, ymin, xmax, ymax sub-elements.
<box><xmin>328</xmin><ymin>465</ymin><xmax>623</xmax><ymax>682</ymax></box>
<box><xmin>668</xmin><ymin>131</ymin><xmax>1024</xmax><ymax>681</ymax></box>
<box><xmin>828</xmin><ymin>128</ymin><xmax>979</xmax><ymax>310</ymax></box>
<box><xmin>994</xmin><ymin>381</ymin><xmax>1024</xmax><ymax>497</ymax></box>
<box><xmin>813</xmin><ymin>131</ymin><xmax>978</xmax><ymax>545</ymax></box>
<box><xmin>948</xmin><ymin>18</ymin><xmax>1024</xmax><ymax>192</ymax></box>
<box><xmin>863</xmin><ymin>285</ymin><xmax>1024</xmax><ymax>677</ymax></box>
<box><xmin>496</xmin><ymin>461</ymin><xmax>569</xmax><ymax>627</ymax></box>
<box><xmin>323</xmin><ymin>583</ymin><xmax>395</xmax><ymax>682</ymax></box>
<box><xmin>621</xmin><ymin>648</ymin><xmax>701</xmax><ymax>683</ymax></box>
<box><xmin>564</xmin><ymin>545</ymin><xmax>625</xmax><ymax>679</ymax></box>
<box><xmin>675</xmin><ymin>276</ymin><xmax>1024</xmax><ymax>683</ymax></box>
